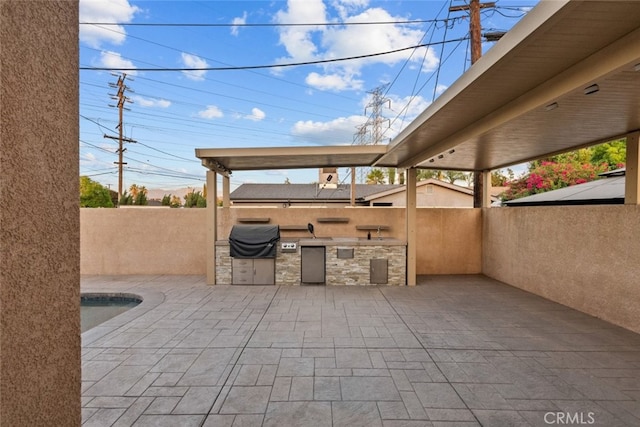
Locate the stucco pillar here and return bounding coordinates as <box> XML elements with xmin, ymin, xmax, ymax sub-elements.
<box><xmin>482</xmin><ymin>170</ymin><xmax>493</xmax><ymax>208</ymax></box>
<box><xmin>222</xmin><ymin>174</ymin><xmax>231</xmax><ymax>207</ymax></box>
<box><xmin>206</xmin><ymin>171</ymin><xmax>218</xmax><ymax>284</ymax></box>
<box><xmin>1</xmin><ymin>1</ymin><xmax>80</xmax><ymax>424</ymax></box>
<box><xmin>406</xmin><ymin>168</ymin><xmax>417</xmax><ymax>286</ymax></box>
<box><xmin>625</xmin><ymin>131</ymin><xmax>640</xmax><ymax>205</ymax></box>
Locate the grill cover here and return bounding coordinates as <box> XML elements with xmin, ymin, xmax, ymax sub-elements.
<box><xmin>229</xmin><ymin>225</ymin><xmax>280</xmax><ymax>258</ymax></box>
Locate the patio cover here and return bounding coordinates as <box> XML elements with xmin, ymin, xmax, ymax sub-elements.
<box><xmin>196</xmin><ymin>0</ymin><xmax>640</xmax><ymax>174</ymax></box>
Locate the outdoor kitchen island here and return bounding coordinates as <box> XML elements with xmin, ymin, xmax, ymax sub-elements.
<box><xmin>215</xmin><ymin>236</ymin><xmax>407</xmax><ymax>286</ymax></box>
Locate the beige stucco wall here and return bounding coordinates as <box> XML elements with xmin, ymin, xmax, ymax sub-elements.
<box><xmin>81</xmin><ymin>207</ymin><xmax>482</xmax><ymax>276</ymax></box>
<box><xmin>81</xmin><ymin>208</ymin><xmax>207</xmax><ymax>275</ymax></box>
<box><xmin>1</xmin><ymin>1</ymin><xmax>80</xmax><ymax>424</ymax></box>
<box><xmin>483</xmin><ymin>205</ymin><xmax>640</xmax><ymax>334</ymax></box>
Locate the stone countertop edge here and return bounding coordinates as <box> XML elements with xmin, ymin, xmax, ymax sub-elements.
<box><xmin>215</xmin><ymin>238</ymin><xmax>406</xmax><ymax>246</ymax></box>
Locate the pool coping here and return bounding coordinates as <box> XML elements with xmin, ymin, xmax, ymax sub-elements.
<box><xmin>81</xmin><ymin>288</ymin><xmax>165</xmax><ymax>346</ymax></box>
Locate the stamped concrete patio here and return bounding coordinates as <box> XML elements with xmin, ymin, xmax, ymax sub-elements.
<box><xmin>81</xmin><ymin>275</ymin><xmax>640</xmax><ymax>427</ymax></box>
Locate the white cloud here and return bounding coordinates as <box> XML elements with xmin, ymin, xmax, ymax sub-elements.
<box><xmin>291</xmin><ymin>115</ymin><xmax>366</xmax><ymax>144</ymax></box>
<box><xmin>99</xmin><ymin>50</ymin><xmax>137</xmax><ymax>75</ymax></box>
<box><xmin>274</xmin><ymin>0</ymin><xmax>326</xmax><ymax>62</ymax></box>
<box><xmin>435</xmin><ymin>84</ymin><xmax>448</xmax><ymax>97</ymax></box>
<box><xmin>79</xmin><ymin>0</ymin><xmax>140</xmax><ymax>48</ymax></box>
<box><xmin>306</xmin><ymin>71</ymin><xmax>363</xmax><ymax>91</ymax></box>
<box><xmin>245</xmin><ymin>108</ymin><xmax>266</xmax><ymax>121</ymax></box>
<box><xmin>231</xmin><ymin>12</ymin><xmax>247</xmax><ymax>36</ymax></box>
<box><xmin>180</xmin><ymin>53</ymin><xmax>208</xmax><ymax>81</ymax></box>
<box><xmin>131</xmin><ymin>95</ymin><xmax>171</xmax><ymax>108</ymax></box>
<box><xmin>198</xmin><ymin>105</ymin><xmax>224</xmax><ymax>119</ymax></box>
<box><xmin>331</xmin><ymin>0</ymin><xmax>369</xmax><ymax>20</ymax></box>
<box><xmin>274</xmin><ymin>1</ymin><xmax>439</xmax><ymax>92</ymax></box>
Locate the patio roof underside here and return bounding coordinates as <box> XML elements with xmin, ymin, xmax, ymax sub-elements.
<box><xmin>197</xmin><ymin>0</ymin><xmax>640</xmax><ymax>174</ymax></box>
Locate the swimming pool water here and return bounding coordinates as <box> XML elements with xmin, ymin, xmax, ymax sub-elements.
<box><xmin>81</xmin><ymin>294</ymin><xmax>141</xmax><ymax>333</ymax></box>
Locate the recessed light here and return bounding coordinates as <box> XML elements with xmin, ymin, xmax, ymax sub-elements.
<box><xmin>584</xmin><ymin>84</ymin><xmax>599</xmax><ymax>95</ymax></box>
<box><xmin>449</xmin><ymin>149</ymin><xmax>455</xmax><ymax>154</ymax></box>
<box><xmin>438</xmin><ymin>154</ymin><xmax>444</xmax><ymax>159</ymax></box>
<box><xmin>545</xmin><ymin>102</ymin><xmax>558</xmax><ymax>111</ymax></box>
<box><xmin>429</xmin><ymin>159</ymin><xmax>434</xmax><ymax>163</ymax></box>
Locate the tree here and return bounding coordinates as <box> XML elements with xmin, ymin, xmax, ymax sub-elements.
<box><xmin>398</xmin><ymin>170</ymin><xmax>405</xmax><ymax>185</ymax></box>
<box><xmin>503</xmin><ymin>160</ymin><xmax>607</xmax><ymax>201</ymax></box>
<box><xmin>590</xmin><ymin>139</ymin><xmax>626</xmax><ymax>170</ymax></box>
<box><xmin>184</xmin><ymin>190</ymin><xmax>206</xmax><ymax>208</ymax></box>
<box><xmin>161</xmin><ymin>194</ymin><xmax>171</xmax><ymax>206</ymax></box>
<box><xmin>416</xmin><ymin>169</ymin><xmax>441</xmax><ymax>181</ymax></box>
<box><xmin>366</xmin><ymin>168</ymin><xmax>386</xmax><ymax>184</ymax></box>
<box><xmin>170</xmin><ymin>195</ymin><xmax>182</xmax><ymax>208</ymax></box>
<box><xmin>386</xmin><ymin>168</ymin><xmax>396</xmax><ymax>185</ymax></box>
<box><xmin>119</xmin><ymin>191</ymin><xmax>133</xmax><ymax>205</ymax></box>
<box><xmin>491</xmin><ymin>169</ymin><xmax>513</xmax><ymax>187</ymax></box>
<box><xmin>502</xmin><ymin>141</ymin><xmax>626</xmax><ymax>201</ymax></box>
<box><xmin>134</xmin><ymin>186</ymin><xmax>148</xmax><ymax>205</ymax></box>
<box><xmin>442</xmin><ymin>170</ymin><xmax>467</xmax><ymax>185</ymax></box>
<box><xmin>80</xmin><ymin>176</ymin><xmax>114</xmax><ymax>208</ymax></box>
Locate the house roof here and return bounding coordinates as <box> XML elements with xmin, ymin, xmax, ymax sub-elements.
<box><xmin>504</xmin><ymin>170</ymin><xmax>626</xmax><ymax>207</ymax></box>
<box><xmin>230</xmin><ymin>183</ymin><xmax>402</xmax><ymax>202</ymax></box>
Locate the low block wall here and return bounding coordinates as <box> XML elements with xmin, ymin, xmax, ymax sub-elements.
<box><xmin>81</xmin><ymin>207</ymin><xmax>481</xmax><ymax>276</ymax></box>
<box><xmin>483</xmin><ymin>205</ymin><xmax>640</xmax><ymax>334</ymax></box>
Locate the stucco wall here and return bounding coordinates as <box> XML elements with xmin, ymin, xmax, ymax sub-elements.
<box><xmin>1</xmin><ymin>1</ymin><xmax>80</xmax><ymax>424</ymax></box>
<box><xmin>81</xmin><ymin>208</ymin><xmax>207</xmax><ymax>275</ymax></box>
<box><xmin>483</xmin><ymin>205</ymin><xmax>640</xmax><ymax>334</ymax></box>
<box><xmin>81</xmin><ymin>207</ymin><xmax>482</xmax><ymax>276</ymax></box>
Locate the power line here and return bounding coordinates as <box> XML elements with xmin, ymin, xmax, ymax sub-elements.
<box><xmin>80</xmin><ymin>38</ymin><xmax>469</xmax><ymax>72</ymax></box>
<box><xmin>80</xmin><ymin>18</ymin><xmax>451</xmax><ymax>28</ymax></box>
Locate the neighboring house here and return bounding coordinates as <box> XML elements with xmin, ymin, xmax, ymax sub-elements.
<box><xmin>230</xmin><ymin>183</ymin><xmax>402</xmax><ymax>207</ymax></box>
<box><xmin>364</xmin><ymin>178</ymin><xmax>500</xmax><ymax>207</ymax></box>
<box><xmin>503</xmin><ymin>168</ymin><xmax>625</xmax><ymax>207</ymax></box>
<box><xmin>231</xmin><ymin>175</ymin><xmax>499</xmax><ymax>208</ymax></box>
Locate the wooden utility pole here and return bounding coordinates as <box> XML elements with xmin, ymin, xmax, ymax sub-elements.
<box><xmin>449</xmin><ymin>0</ymin><xmax>495</xmax><ymax>207</ymax></box>
<box><xmin>106</xmin><ymin>74</ymin><xmax>135</xmax><ymax>204</ymax></box>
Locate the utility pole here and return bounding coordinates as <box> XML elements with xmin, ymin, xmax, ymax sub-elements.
<box><xmin>105</xmin><ymin>73</ymin><xmax>136</xmax><ymax>204</ymax></box>
<box><xmin>449</xmin><ymin>0</ymin><xmax>495</xmax><ymax>207</ymax></box>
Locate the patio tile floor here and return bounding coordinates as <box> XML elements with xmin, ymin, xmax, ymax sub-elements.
<box><xmin>82</xmin><ymin>275</ymin><xmax>640</xmax><ymax>426</ymax></box>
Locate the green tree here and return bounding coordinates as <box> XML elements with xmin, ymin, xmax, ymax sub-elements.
<box><xmin>503</xmin><ymin>160</ymin><xmax>607</xmax><ymax>201</ymax></box>
<box><xmin>170</xmin><ymin>195</ymin><xmax>182</xmax><ymax>208</ymax></box>
<box><xmin>80</xmin><ymin>176</ymin><xmax>114</xmax><ymax>208</ymax></box>
<box><xmin>590</xmin><ymin>139</ymin><xmax>626</xmax><ymax>169</ymax></box>
<box><xmin>119</xmin><ymin>191</ymin><xmax>133</xmax><ymax>205</ymax></box>
<box><xmin>161</xmin><ymin>194</ymin><xmax>171</xmax><ymax>206</ymax></box>
<box><xmin>386</xmin><ymin>168</ymin><xmax>396</xmax><ymax>185</ymax></box>
<box><xmin>442</xmin><ymin>170</ymin><xmax>467</xmax><ymax>185</ymax></box>
<box><xmin>416</xmin><ymin>169</ymin><xmax>441</xmax><ymax>181</ymax></box>
<box><xmin>491</xmin><ymin>169</ymin><xmax>513</xmax><ymax>187</ymax></box>
<box><xmin>184</xmin><ymin>190</ymin><xmax>206</xmax><ymax>208</ymax></box>
<box><xmin>502</xmin><ymin>141</ymin><xmax>626</xmax><ymax>201</ymax></box>
<box><xmin>366</xmin><ymin>168</ymin><xmax>386</xmax><ymax>184</ymax></box>
<box><xmin>134</xmin><ymin>185</ymin><xmax>148</xmax><ymax>205</ymax></box>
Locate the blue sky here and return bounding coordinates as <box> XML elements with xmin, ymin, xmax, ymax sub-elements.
<box><xmin>79</xmin><ymin>0</ymin><xmax>537</xmax><ymax>195</ymax></box>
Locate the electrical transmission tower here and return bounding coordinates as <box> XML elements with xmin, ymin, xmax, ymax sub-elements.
<box><xmin>104</xmin><ymin>73</ymin><xmax>136</xmax><ymax>204</ymax></box>
<box><xmin>352</xmin><ymin>84</ymin><xmax>391</xmax><ymax>183</ymax></box>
